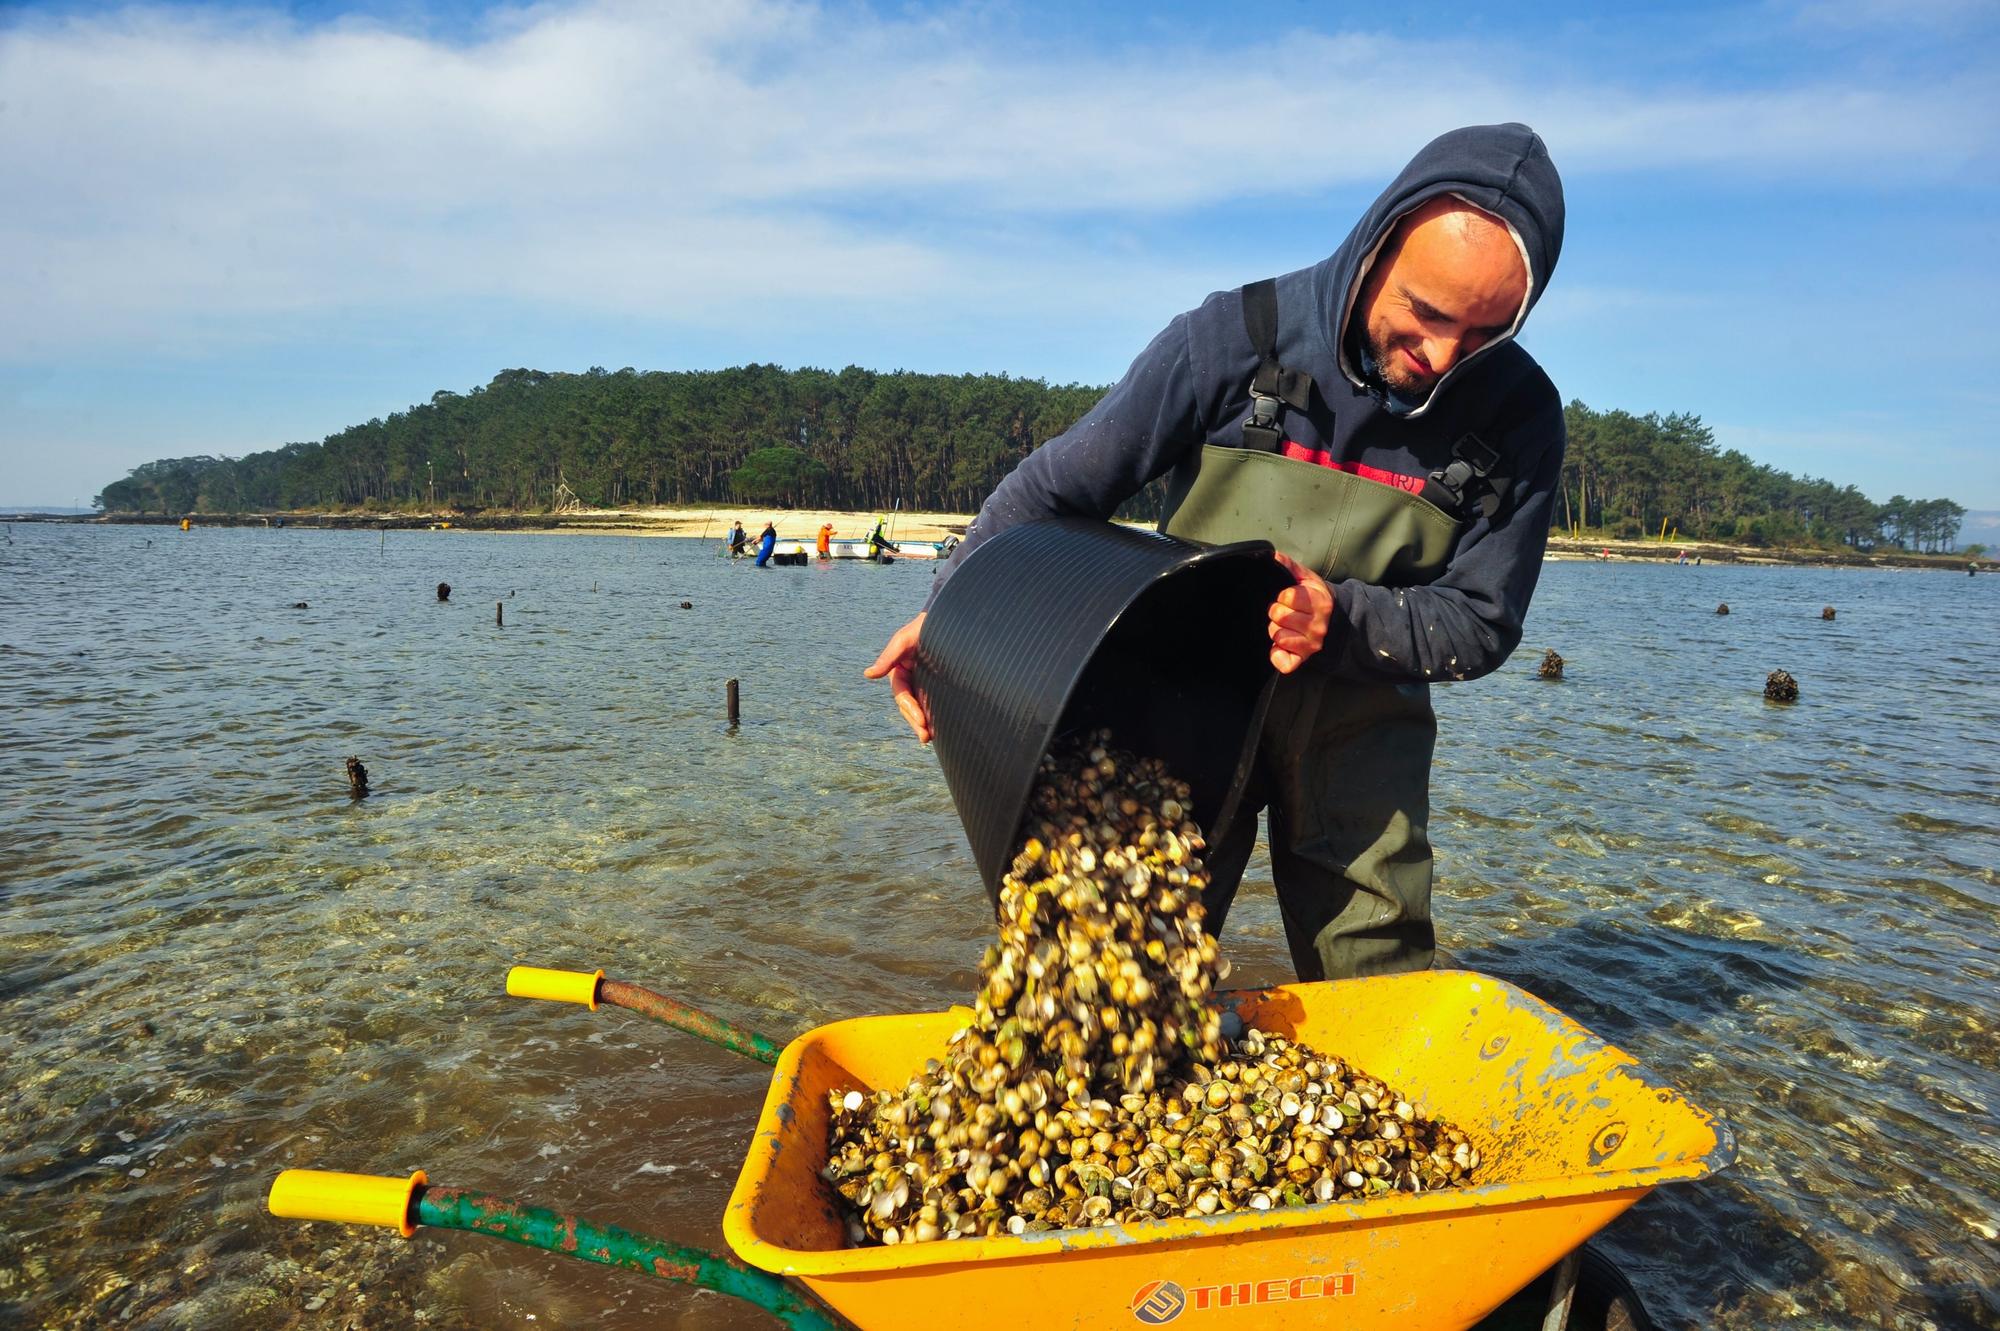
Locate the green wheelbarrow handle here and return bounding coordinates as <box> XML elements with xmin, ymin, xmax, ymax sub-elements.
<box><xmin>267</xmin><ymin>1169</ymin><xmax>849</xmax><ymax>1330</ymax></box>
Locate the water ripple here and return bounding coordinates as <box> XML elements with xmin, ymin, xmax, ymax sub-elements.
<box><xmin>1</xmin><ymin>529</ymin><xmax>1996</xmax><ymax>1329</ymax></box>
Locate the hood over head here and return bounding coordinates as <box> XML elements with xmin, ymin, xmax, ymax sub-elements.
<box><xmin>1310</xmin><ymin>122</ymin><xmax>1565</xmax><ymax>419</ymax></box>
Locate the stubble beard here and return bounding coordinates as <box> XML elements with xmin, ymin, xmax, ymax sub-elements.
<box><xmin>1367</xmin><ymin>327</ymin><xmax>1437</xmax><ymax>400</ymax></box>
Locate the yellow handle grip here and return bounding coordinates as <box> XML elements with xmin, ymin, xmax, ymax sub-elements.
<box><xmin>268</xmin><ymin>1168</ymin><xmax>427</xmax><ymax>1238</ymax></box>
<box><xmin>505</xmin><ymin>965</ymin><xmax>604</xmax><ymax>1010</ymax></box>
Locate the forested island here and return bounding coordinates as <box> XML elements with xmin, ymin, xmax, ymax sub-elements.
<box><xmin>93</xmin><ymin>364</ymin><xmax>1968</xmax><ymax>552</ymax></box>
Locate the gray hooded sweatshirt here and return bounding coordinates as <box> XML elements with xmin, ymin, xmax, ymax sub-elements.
<box><xmin>925</xmin><ymin>122</ymin><xmax>1567</xmax><ymax>685</ymax></box>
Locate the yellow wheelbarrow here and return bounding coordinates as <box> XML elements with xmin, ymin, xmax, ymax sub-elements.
<box><xmin>270</xmin><ymin>967</ymin><xmax>1732</xmax><ymax>1330</ymax></box>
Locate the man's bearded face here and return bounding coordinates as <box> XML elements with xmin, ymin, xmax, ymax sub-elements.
<box><xmin>1354</xmin><ymin>200</ymin><xmax>1529</xmax><ymax>400</ymax></box>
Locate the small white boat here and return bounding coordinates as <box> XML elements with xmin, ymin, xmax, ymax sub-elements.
<box><xmin>818</xmin><ymin>538</ymin><xmax>953</xmax><ymax>561</ymax></box>
<box><xmin>726</xmin><ymin>536</ymin><xmax>959</xmax><ymax>562</ymax></box>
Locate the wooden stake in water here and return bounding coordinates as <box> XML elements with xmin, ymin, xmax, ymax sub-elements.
<box><xmin>727</xmin><ymin>678</ymin><xmax>740</xmax><ymax>726</ymax></box>
<box><xmin>497</xmin><ymin>601</ymin><xmax>504</xmax><ymax>627</ymax></box>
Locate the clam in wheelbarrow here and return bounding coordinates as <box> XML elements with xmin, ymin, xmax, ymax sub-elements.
<box><xmin>268</xmin><ymin>964</ymin><xmax>1733</xmax><ymax>1330</ymax></box>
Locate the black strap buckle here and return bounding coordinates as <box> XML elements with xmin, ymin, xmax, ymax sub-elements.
<box><xmin>1427</xmin><ymin>432</ymin><xmax>1508</xmax><ymax>520</ymax></box>
<box><xmin>1238</xmin><ymin>280</ymin><xmax>1315</xmax><ymax>452</ymax></box>
<box><xmin>1241</xmin><ymin>388</ymin><xmax>1284</xmax><ymax>451</ymax></box>
<box><xmin>1453</xmin><ymin>431</ymin><xmax>1501</xmax><ymax>475</ymax></box>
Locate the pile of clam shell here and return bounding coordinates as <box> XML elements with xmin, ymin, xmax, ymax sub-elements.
<box><xmin>960</xmin><ymin>729</ymin><xmax>1228</xmax><ymax>1105</ymax></box>
<box><xmin>825</xmin><ymin>731</ymin><xmax>1481</xmax><ymax>1246</ymax></box>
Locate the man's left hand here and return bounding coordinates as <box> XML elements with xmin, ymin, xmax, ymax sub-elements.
<box><xmin>1268</xmin><ymin>550</ymin><xmax>1334</xmax><ymax>674</ymax></box>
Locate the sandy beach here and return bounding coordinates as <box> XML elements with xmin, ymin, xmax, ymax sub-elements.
<box><xmin>514</xmin><ymin>509</ymin><xmax>1903</xmax><ymax>568</ymax></box>
<box><xmin>79</xmin><ymin>507</ymin><xmax>1987</xmax><ymax>570</ymax></box>
<box><xmin>554</xmin><ymin>504</ymin><xmax>975</xmax><ymax>543</ymax></box>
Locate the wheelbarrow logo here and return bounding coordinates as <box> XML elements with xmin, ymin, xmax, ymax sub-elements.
<box><xmin>1131</xmin><ymin>1280</ymin><xmax>1188</xmax><ymax>1324</ymax></box>
<box><xmin>1131</xmin><ymin>1273</ymin><xmax>1359</xmax><ymax>1321</ymax></box>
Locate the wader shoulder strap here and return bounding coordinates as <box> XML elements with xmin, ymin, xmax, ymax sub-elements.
<box><xmin>1420</xmin><ymin>367</ymin><xmax>1550</xmax><ymax>522</ymax></box>
<box><xmin>1240</xmin><ymin>279</ymin><xmax>1314</xmax><ymax>453</ymax></box>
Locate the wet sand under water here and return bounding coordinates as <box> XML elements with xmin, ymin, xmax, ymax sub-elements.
<box><xmin>0</xmin><ymin>525</ymin><xmax>1995</xmax><ymax>1329</ymax></box>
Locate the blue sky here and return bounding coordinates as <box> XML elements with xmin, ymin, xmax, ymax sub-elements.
<box><xmin>3</xmin><ymin>0</ymin><xmax>1997</xmax><ymax>528</ymax></box>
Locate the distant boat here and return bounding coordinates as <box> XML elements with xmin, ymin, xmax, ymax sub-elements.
<box><xmin>818</xmin><ymin>538</ymin><xmax>954</xmax><ymax>561</ymax></box>
<box><xmin>725</xmin><ymin>537</ymin><xmax>959</xmax><ymax>562</ymax></box>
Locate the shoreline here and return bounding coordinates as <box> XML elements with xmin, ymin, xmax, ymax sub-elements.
<box><xmin>1540</xmin><ymin>534</ymin><xmax>1987</xmax><ymax>572</ymax></box>
<box><xmin>49</xmin><ymin>508</ymin><xmax>1993</xmax><ymax>571</ymax></box>
<box><xmin>84</xmin><ymin>504</ymin><xmax>977</xmax><ymax>544</ymax></box>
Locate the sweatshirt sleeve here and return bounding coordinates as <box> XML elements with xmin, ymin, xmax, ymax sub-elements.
<box><xmin>1311</xmin><ymin>393</ymin><xmax>1565</xmax><ymax>684</ymax></box>
<box><xmin>922</xmin><ymin>315</ymin><xmax>1203</xmax><ymax>610</ymax></box>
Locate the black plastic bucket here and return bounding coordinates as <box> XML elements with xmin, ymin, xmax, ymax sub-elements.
<box><xmin>917</xmin><ymin>518</ymin><xmax>1292</xmax><ymax>904</ymax></box>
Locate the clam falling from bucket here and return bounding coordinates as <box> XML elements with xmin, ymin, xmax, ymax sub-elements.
<box><xmin>822</xmin><ymin>730</ymin><xmax>1485</xmax><ymax>1248</ymax></box>
<box><xmin>915</xmin><ymin>519</ymin><xmax>1291</xmax><ymax>903</ymax></box>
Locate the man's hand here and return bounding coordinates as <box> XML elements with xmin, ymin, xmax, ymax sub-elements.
<box><xmin>864</xmin><ymin>612</ymin><xmax>932</xmax><ymax>743</ymax></box>
<box><xmin>1268</xmin><ymin>551</ymin><xmax>1334</xmax><ymax>674</ymax></box>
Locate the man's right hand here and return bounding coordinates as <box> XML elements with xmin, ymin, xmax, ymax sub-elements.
<box><xmin>864</xmin><ymin>612</ymin><xmax>932</xmax><ymax>744</ymax></box>
<box><xmin>1268</xmin><ymin>550</ymin><xmax>1334</xmax><ymax>673</ymax></box>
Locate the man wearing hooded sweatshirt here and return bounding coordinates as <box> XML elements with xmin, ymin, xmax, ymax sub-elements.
<box><xmin>867</xmin><ymin>123</ymin><xmax>1566</xmax><ymax>982</ymax></box>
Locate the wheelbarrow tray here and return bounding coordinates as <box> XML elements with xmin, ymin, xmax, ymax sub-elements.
<box><xmin>723</xmin><ymin>970</ymin><xmax>1733</xmax><ymax>1331</ymax></box>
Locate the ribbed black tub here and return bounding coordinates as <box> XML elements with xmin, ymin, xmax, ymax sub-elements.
<box><xmin>917</xmin><ymin>519</ymin><xmax>1292</xmax><ymax>904</ymax></box>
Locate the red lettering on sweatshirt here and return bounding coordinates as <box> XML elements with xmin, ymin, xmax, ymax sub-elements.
<box><xmin>1279</xmin><ymin>441</ymin><xmax>1425</xmax><ymax>494</ymax></box>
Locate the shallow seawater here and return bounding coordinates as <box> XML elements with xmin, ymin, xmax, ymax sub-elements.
<box><xmin>1</xmin><ymin>525</ymin><xmax>1995</xmax><ymax>1330</ymax></box>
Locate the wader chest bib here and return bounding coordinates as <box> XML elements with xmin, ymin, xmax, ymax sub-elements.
<box><xmin>1158</xmin><ymin>283</ymin><xmax>1466</xmax><ymax>981</ymax></box>
<box><xmin>1163</xmin><ymin>454</ymin><xmax>1454</xmax><ymax>979</ymax></box>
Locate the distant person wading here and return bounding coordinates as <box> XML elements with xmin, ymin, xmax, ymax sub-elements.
<box><xmin>867</xmin><ymin>516</ymin><xmax>899</xmax><ymax>562</ymax></box>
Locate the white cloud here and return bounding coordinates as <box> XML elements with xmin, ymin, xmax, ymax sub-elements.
<box><xmin>0</xmin><ymin>0</ymin><xmax>1993</xmax><ymax>360</ymax></box>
